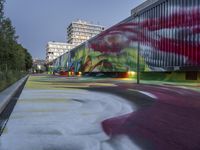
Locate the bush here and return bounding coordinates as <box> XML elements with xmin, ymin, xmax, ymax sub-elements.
<box><xmin>0</xmin><ymin>70</ymin><xmax>26</xmax><ymax>92</ymax></box>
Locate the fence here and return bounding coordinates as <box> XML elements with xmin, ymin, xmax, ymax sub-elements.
<box><xmin>0</xmin><ymin>63</ymin><xmax>26</xmax><ymax>91</ymax></box>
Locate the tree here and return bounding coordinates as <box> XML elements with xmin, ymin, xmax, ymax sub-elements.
<box><xmin>0</xmin><ymin>0</ymin><xmax>32</xmax><ymax>73</ymax></box>
<box><xmin>0</xmin><ymin>0</ymin><xmax>4</xmax><ymax>23</ymax></box>
<box><xmin>24</xmin><ymin>48</ymin><xmax>33</xmax><ymax>71</ymax></box>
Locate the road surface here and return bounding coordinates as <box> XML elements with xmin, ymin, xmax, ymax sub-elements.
<box><xmin>0</xmin><ymin>75</ymin><xmax>200</xmax><ymax>150</ymax></box>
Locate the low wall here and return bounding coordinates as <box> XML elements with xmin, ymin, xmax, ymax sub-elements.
<box><xmin>0</xmin><ymin>75</ymin><xmax>28</xmax><ymax>114</ymax></box>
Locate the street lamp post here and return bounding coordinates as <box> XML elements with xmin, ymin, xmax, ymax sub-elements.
<box><xmin>137</xmin><ymin>41</ymin><xmax>140</xmax><ymax>84</ymax></box>
<box><xmin>137</xmin><ymin>15</ymin><xmax>140</xmax><ymax>84</ymax></box>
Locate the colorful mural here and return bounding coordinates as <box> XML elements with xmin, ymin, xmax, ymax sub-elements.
<box><xmin>65</xmin><ymin>23</ymin><xmax>145</xmax><ymax>73</ymax></box>
<box><xmin>53</xmin><ymin>0</ymin><xmax>200</xmax><ymax>73</ymax></box>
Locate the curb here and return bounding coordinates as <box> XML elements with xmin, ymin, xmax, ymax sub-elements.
<box><xmin>0</xmin><ymin>75</ymin><xmax>29</xmax><ymax>114</ymax></box>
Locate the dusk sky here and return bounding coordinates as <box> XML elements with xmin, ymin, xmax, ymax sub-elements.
<box><xmin>4</xmin><ymin>0</ymin><xmax>145</xmax><ymax>59</ymax></box>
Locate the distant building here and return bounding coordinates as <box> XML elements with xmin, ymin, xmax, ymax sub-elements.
<box><xmin>45</xmin><ymin>20</ymin><xmax>104</xmax><ymax>64</ymax></box>
<box><xmin>32</xmin><ymin>58</ymin><xmax>46</xmax><ymax>73</ymax></box>
<box><xmin>46</xmin><ymin>41</ymin><xmax>75</xmax><ymax>63</ymax></box>
<box><xmin>67</xmin><ymin>20</ymin><xmax>105</xmax><ymax>46</ymax></box>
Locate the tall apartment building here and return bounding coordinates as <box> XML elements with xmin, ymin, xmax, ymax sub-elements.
<box><xmin>46</xmin><ymin>20</ymin><xmax>104</xmax><ymax>63</ymax></box>
<box><xmin>46</xmin><ymin>41</ymin><xmax>75</xmax><ymax>63</ymax></box>
<box><xmin>67</xmin><ymin>20</ymin><xmax>105</xmax><ymax>45</ymax></box>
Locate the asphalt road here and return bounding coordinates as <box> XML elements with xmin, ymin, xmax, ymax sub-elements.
<box><xmin>0</xmin><ymin>75</ymin><xmax>200</xmax><ymax>150</ymax></box>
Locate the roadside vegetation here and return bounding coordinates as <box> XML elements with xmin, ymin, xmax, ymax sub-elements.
<box><xmin>0</xmin><ymin>0</ymin><xmax>32</xmax><ymax>91</ymax></box>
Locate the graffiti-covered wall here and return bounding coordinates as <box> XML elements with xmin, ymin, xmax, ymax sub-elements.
<box><xmin>53</xmin><ymin>0</ymin><xmax>200</xmax><ymax>73</ymax></box>
<box><xmin>137</xmin><ymin>0</ymin><xmax>200</xmax><ymax>71</ymax></box>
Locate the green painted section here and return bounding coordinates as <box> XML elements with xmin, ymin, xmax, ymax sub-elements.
<box><xmin>138</xmin><ymin>72</ymin><xmax>200</xmax><ymax>83</ymax></box>
<box><xmin>26</xmin><ymin>74</ymin><xmax>200</xmax><ymax>93</ymax></box>
<box><xmin>25</xmin><ymin>76</ymin><xmax>70</xmax><ymax>90</ymax></box>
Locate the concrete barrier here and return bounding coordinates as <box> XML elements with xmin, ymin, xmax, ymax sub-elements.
<box><xmin>0</xmin><ymin>75</ymin><xmax>29</xmax><ymax>114</ymax></box>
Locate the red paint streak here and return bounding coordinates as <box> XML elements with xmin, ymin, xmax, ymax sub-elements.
<box><xmin>88</xmin><ymin>8</ymin><xmax>200</xmax><ymax>64</ymax></box>
<box><xmin>141</xmin><ymin>9</ymin><xmax>200</xmax><ymax>30</ymax></box>
<box><xmin>102</xmin><ymin>84</ymin><xmax>200</xmax><ymax>150</ymax></box>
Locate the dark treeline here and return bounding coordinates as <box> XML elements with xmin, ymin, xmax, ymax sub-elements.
<box><xmin>0</xmin><ymin>0</ymin><xmax>32</xmax><ymax>90</ymax></box>
<box><xmin>0</xmin><ymin>0</ymin><xmax>32</xmax><ymax>71</ymax></box>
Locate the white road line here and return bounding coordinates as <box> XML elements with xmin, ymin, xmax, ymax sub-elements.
<box><xmin>128</xmin><ymin>89</ymin><xmax>157</xmax><ymax>99</ymax></box>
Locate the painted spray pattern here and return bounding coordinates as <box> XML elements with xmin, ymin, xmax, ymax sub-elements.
<box><xmin>88</xmin><ymin>7</ymin><xmax>200</xmax><ymax>71</ymax></box>
<box><xmin>53</xmin><ymin>1</ymin><xmax>200</xmax><ymax>72</ymax></box>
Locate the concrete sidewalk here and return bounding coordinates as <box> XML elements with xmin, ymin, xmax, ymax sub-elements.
<box><xmin>1</xmin><ymin>75</ymin><xmax>199</xmax><ymax>150</ymax></box>
<box><xmin>0</xmin><ymin>75</ymin><xmax>137</xmax><ymax>150</ymax></box>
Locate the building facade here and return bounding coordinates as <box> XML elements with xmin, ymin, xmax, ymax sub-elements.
<box><xmin>53</xmin><ymin>0</ymin><xmax>200</xmax><ymax>79</ymax></box>
<box><xmin>129</xmin><ymin>0</ymin><xmax>200</xmax><ymax>71</ymax></box>
<box><xmin>46</xmin><ymin>41</ymin><xmax>75</xmax><ymax>63</ymax></box>
<box><xmin>67</xmin><ymin>20</ymin><xmax>105</xmax><ymax>46</ymax></box>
